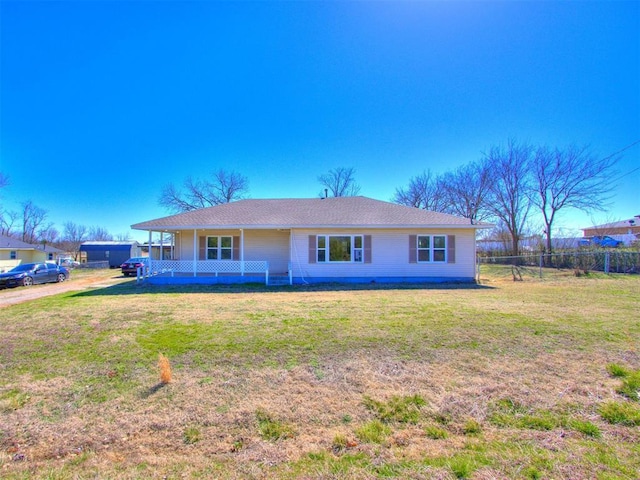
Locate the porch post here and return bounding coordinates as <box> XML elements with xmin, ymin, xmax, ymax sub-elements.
<box><xmin>240</xmin><ymin>229</ymin><xmax>244</xmax><ymax>276</ymax></box>
<box><xmin>193</xmin><ymin>229</ymin><xmax>197</xmax><ymax>277</ymax></box>
<box><xmin>148</xmin><ymin>230</ymin><xmax>153</xmax><ymax>274</ymax></box>
<box><xmin>160</xmin><ymin>232</ymin><xmax>164</xmax><ymax>261</ymax></box>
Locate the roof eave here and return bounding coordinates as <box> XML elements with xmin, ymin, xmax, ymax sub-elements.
<box><xmin>132</xmin><ymin>223</ymin><xmax>494</xmax><ymax>231</ymax></box>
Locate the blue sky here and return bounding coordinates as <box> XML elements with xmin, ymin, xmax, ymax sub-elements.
<box><xmin>1</xmin><ymin>1</ymin><xmax>638</xmax><ymax>242</ymax></box>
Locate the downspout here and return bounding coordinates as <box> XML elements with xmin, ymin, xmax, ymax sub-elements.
<box><xmin>289</xmin><ymin>229</ymin><xmax>293</xmax><ymax>285</ymax></box>
<box><xmin>474</xmin><ymin>228</ymin><xmax>479</xmax><ymax>283</ymax></box>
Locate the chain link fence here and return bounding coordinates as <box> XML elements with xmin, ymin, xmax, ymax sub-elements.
<box><xmin>477</xmin><ymin>250</ymin><xmax>640</xmax><ymax>281</ymax></box>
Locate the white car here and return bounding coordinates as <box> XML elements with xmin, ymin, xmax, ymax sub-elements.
<box><xmin>58</xmin><ymin>257</ymin><xmax>80</xmax><ymax>268</ymax></box>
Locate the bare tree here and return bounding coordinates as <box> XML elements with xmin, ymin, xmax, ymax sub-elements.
<box><xmin>159</xmin><ymin>170</ymin><xmax>249</xmax><ymax>213</ymax></box>
<box><xmin>115</xmin><ymin>232</ymin><xmax>133</xmax><ymax>241</ymax></box>
<box><xmin>529</xmin><ymin>145</ymin><xmax>618</xmax><ymax>254</ymax></box>
<box><xmin>485</xmin><ymin>140</ymin><xmax>533</xmax><ymax>257</ymax></box>
<box><xmin>38</xmin><ymin>224</ymin><xmax>59</xmax><ymax>244</ymax></box>
<box><xmin>393</xmin><ymin>170</ymin><xmax>448</xmax><ymax>212</ymax></box>
<box><xmin>89</xmin><ymin>226</ymin><xmax>112</xmax><ymax>241</ymax></box>
<box><xmin>0</xmin><ymin>172</ymin><xmax>14</xmax><ymax>236</ymax></box>
<box><xmin>439</xmin><ymin>160</ymin><xmax>493</xmax><ymax>222</ymax></box>
<box><xmin>318</xmin><ymin>167</ymin><xmax>361</xmax><ymax>197</ymax></box>
<box><xmin>21</xmin><ymin>201</ymin><xmax>48</xmax><ymax>244</ymax></box>
<box><xmin>0</xmin><ymin>210</ymin><xmax>17</xmax><ymax>237</ymax></box>
<box><xmin>62</xmin><ymin>221</ymin><xmax>88</xmax><ymax>259</ymax></box>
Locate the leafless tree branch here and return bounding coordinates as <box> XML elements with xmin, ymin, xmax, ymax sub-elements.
<box><xmin>318</xmin><ymin>167</ymin><xmax>361</xmax><ymax>197</ymax></box>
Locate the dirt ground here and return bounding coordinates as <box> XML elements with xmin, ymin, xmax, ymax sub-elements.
<box><xmin>0</xmin><ymin>270</ymin><xmax>130</xmax><ymax>308</ymax></box>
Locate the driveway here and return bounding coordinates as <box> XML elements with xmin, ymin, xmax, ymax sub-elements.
<box><xmin>0</xmin><ymin>271</ymin><xmax>131</xmax><ymax>308</ymax></box>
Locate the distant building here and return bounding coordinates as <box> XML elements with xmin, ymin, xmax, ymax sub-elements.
<box><xmin>79</xmin><ymin>241</ymin><xmax>140</xmax><ymax>268</ymax></box>
<box><xmin>139</xmin><ymin>241</ymin><xmax>174</xmax><ymax>260</ymax></box>
<box><xmin>0</xmin><ymin>235</ymin><xmax>64</xmax><ymax>271</ymax></box>
<box><xmin>582</xmin><ymin>216</ymin><xmax>640</xmax><ymax>246</ymax></box>
<box><xmin>476</xmin><ymin>236</ymin><xmax>582</xmax><ymax>254</ymax></box>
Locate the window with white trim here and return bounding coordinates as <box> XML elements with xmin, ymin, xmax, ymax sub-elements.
<box><xmin>317</xmin><ymin>235</ymin><xmax>364</xmax><ymax>263</ymax></box>
<box><xmin>10</xmin><ymin>251</ymin><xmax>16</xmax><ymax>260</ymax></box>
<box><xmin>207</xmin><ymin>236</ymin><xmax>233</xmax><ymax>260</ymax></box>
<box><xmin>417</xmin><ymin>235</ymin><xmax>447</xmax><ymax>262</ymax></box>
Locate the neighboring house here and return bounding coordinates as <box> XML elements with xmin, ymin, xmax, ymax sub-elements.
<box><xmin>0</xmin><ymin>235</ymin><xmax>64</xmax><ymax>272</ymax></box>
<box><xmin>582</xmin><ymin>216</ymin><xmax>640</xmax><ymax>237</ymax></box>
<box><xmin>79</xmin><ymin>241</ymin><xmax>141</xmax><ymax>268</ymax></box>
<box><xmin>131</xmin><ymin>196</ymin><xmax>492</xmax><ymax>285</ymax></box>
<box><xmin>139</xmin><ymin>241</ymin><xmax>174</xmax><ymax>260</ymax></box>
<box><xmin>581</xmin><ymin>216</ymin><xmax>640</xmax><ymax>247</ymax></box>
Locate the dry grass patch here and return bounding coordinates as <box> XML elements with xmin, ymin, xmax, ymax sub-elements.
<box><xmin>0</xmin><ymin>273</ymin><xmax>638</xmax><ymax>478</ymax></box>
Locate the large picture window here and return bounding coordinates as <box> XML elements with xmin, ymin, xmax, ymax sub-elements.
<box><xmin>417</xmin><ymin>235</ymin><xmax>447</xmax><ymax>263</ymax></box>
<box><xmin>207</xmin><ymin>236</ymin><xmax>233</xmax><ymax>260</ymax></box>
<box><xmin>317</xmin><ymin>235</ymin><xmax>364</xmax><ymax>263</ymax></box>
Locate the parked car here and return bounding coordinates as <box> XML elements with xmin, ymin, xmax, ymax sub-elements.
<box><xmin>0</xmin><ymin>262</ymin><xmax>70</xmax><ymax>289</ymax></box>
<box><xmin>121</xmin><ymin>257</ymin><xmax>149</xmax><ymax>276</ymax></box>
<box><xmin>578</xmin><ymin>235</ymin><xmax>623</xmax><ymax>248</ymax></box>
<box><xmin>58</xmin><ymin>257</ymin><xmax>80</xmax><ymax>268</ymax></box>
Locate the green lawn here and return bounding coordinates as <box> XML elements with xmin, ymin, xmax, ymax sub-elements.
<box><xmin>0</xmin><ymin>270</ymin><xmax>639</xmax><ymax>479</ymax></box>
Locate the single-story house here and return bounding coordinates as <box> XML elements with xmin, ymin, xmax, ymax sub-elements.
<box><xmin>582</xmin><ymin>216</ymin><xmax>640</xmax><ymax>246</ymax></box>
<box><xmin>131</xmin><ymin>196</ymin><xmax>491</xmax><ymax>285</ymax></box>
<box><xmin>0</xmin><ymin>235</ymin><xmax>64</xmax><ymax>272</ymax></box>
<box><xmin>582</xmin><ymin>216</ymin><xmax>640</xmax><ymax>237</ymax></box>
<box><xmin>79</xmin><ymin>241</ymin><xmax>141</xmax><ymax>268</ymax></box>
<box><xmin>139</xmin><ymin>241</ymin><xmax>174</xmax><ymax>260</ymax></box>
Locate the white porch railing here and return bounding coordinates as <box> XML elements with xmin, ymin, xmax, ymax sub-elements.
<box><xmin>140</xmin><ymin>260</ymin><xmax>270</xmax><ymax>284</ymax></box>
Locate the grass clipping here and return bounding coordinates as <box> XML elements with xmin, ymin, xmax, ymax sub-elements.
<box><xmin>158</xmin><ymin>353</ymin><xmax>172</xmax><ymax>384</ymax></box>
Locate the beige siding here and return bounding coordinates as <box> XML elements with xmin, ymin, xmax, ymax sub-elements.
<box><xmin>291</xmin><ymin>229</ymin><xmax>476</xmax><ymax>279</ymax></box>
<box><xmin>243</xmin><ymin>230</ymin><xmax>290</xmax><ymax>274</ymax></box>
<box><xmin>174</xmin><ymin>229</ymin><xmax>290</xmax><ymax>273</ymax></box>
<box><xmin>0</xmin><ymin>250</ymin><xmax>44</xmax><ymax>263</ymax></box>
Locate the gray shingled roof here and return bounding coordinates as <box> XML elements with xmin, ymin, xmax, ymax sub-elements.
<box><xmin>132</xmin><ymin>197</ymin><xmax>490</xmax><ymax>230</ymax></box>
<box><xmin>0</xmin><ymin>235</ymin><xmax>64</xmax><ymax>252</ymax></box>
<box><xmin>0</xmin><ymin>235</ymin><xmax>40</xmax><ymax>249</ymax></box>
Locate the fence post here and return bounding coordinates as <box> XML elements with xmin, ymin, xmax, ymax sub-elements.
<box><xmin>539</xmin><ymin>254</ymin><xmax>543</xmax><ymax>278</ymax></box>
<box><xmin>604</xmin><ymin>252</ymin><xmax>610</xmax><ymax>274</ymax></box>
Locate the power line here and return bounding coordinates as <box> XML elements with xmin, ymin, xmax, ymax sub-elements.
<box><xmin>600</xmin><ymin>139</ymin><xmax>640</xmax><ymax>183</ymax></box>
<box><xmin>601</xmin><ymin>139</ymin><xmax>640</xmax><ymax>162</ymax></box>
<box><xmin>610</xmin><ymin>165</ymin><xmax>640</xmax><ymax>183</ymax></box>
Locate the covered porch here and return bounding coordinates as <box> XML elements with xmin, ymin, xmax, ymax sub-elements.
<box><xmin>138</xmin><ymin>228</ymin><xmax>292</xmax><ymax>285</ymax></box>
